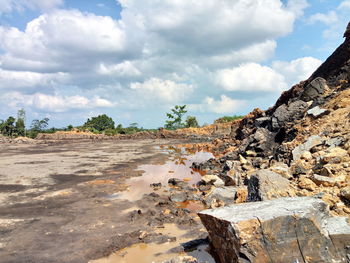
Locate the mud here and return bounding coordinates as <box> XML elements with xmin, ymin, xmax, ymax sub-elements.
<box><xmin>0</xmin><ymin>139</ymin><xmax>214</xmax><ymax>263</ymax></box>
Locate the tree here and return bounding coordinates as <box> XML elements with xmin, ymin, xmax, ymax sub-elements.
<box><xmin>185</xmin><ymin>116</ymin><xmax>199</xmax><ymax>128</ymax></box>
<box><xmin>165</xmin><ymin>105</ymin><xmax>187</xmax><ymax>130</ymax></box>
<box><xmin>83</xmin><ymin>114</ymin><xmax>115</xmax><ymax>132</ymax></box>
<box><xmin>15</xmin><ymin>108</ymin><xmax>26</xmax><ymax>136</ymax></box>
<box><xmin>31</xmin><ymin>118</ymin><xmax>49</xmax><ymax>131</ymax></box>
<box><xmin>1</xmin><ymin>116</ymin><xmax>16</xmax><ymax>137</ymax></box>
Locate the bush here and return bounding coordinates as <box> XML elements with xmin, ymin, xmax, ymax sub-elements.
<box><xmin>214</xmin><ymin>115</ymin><xmax>243</xmax><ymax>124</ymax></box>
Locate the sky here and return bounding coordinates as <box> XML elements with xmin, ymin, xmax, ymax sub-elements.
<box><xmin>0</xmin><ymin>0</ymin><xmax>349</xmax><ymax>128</ymax></box>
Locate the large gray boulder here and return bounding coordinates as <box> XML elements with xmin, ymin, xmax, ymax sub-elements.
<box><xmin>271</xmin><ymin>100</ymin><xmax>308</xmax><ymax>130</ymax></box>
<box><xmin>247</xmin><ymin>169</ymin><xmax>291</xmax><ymax>202</ymax></box>
<box><xmin>204</xmin><ymin>187</ymin><xmax>237</xmax><ymax>207</ymax></box>
<box><xmin>199</xmin><ymin>197</ymin><xmax>350</xmax><ymax>263</ymax></box>
<box><xmin>300</xmin><ymin>77</ymin><xmax>327</xmax><ymax>102</ymax></box>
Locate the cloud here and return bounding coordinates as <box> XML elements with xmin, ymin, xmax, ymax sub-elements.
<box><xmin>189</xmin><ymin>95</ymin><xmax>245</xmax><ymax>114</ymax></box>
<box><xmin>1</xmin><ymin>92</ymin><xmax>114</xmax><ymax>113</ymax></box>
<box><xmin>308</xmin><ymin>11</ymin><xmax>338</xmax><ymax>25</ymax></box>
<box><xmin>130</xmin><ymin>78</ymin><xmax>194</xmax><ymax>104</ymax></box>
<box><xmin>339</xmin><ymin>0</ymin><xmax>350</xmax><ymax>9</ymax></box>
<box><xmin>216</xmin><ymin>63</ymin><xmax>288</xmax><ymax>92</ymax></box>
<box><xmin>272</xmin><ymin>57</ymin><xmax>322</xmax><ymax>86</ymax></box>
<box><xmin>0</xmin><ymin>0</ymin><xmax>63</xmax><ymax>14</ymax></box>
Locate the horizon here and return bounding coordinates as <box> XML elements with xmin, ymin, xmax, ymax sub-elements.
<box><xmin>0</xmin><ymin>0</ymin><xmax>349</xmax><ymax>128</ymax></box>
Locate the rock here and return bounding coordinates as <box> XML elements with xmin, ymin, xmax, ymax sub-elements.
<box><xmin>239</xmin><ymin>155</ymin><xmax>247</xmax><ymax>165</ymax></box>
<box><xmin>272</xmin><ymin>100</ymin><xmax>308</xmax><ymax>129</ymax></box>
<box><xmin>159</xmin><ymin>256</ymin><xmax>198</xmax><ymax>263</ymax></box>
<box><xmin>307</xmin><ymin>106</ymin><xmax>329</xmax><ymax>118</ymax></box>
<box><xmin>247</xmin><ymin>169</ymin><xmax>291</xmax><ymax>202</ymax></box>
<box><xmin>204</xmin><ymin>187</ymin><xmax>237</xmax><ymax>207</ymax></box>
<box><xmin>325</xmin><ymin>136</ymin><xmax>346</xmax><ymax>149</ymax></box>
<box><xmin>254</xmin><ymin>117</ymin><xmax>270</xmax><ymax>128</ymax></box>
<box><xmin>269</xmin><ymin>162</ymin><xmax>292</xmax><ymax>179</ymax></box>
<box><xmin>292</xmin><ymin>135</ymin><xmax>324</xmax><ymax>161</ymax></box>
<box><xmin>150</xmin><ymin>182</ymin><xmax>162</xmax><ymax>189</ymax></box>
<box><xmin>218</xmin><ymin>172</ymin><xmax>239</xmax><ymax>187</ymax></box>
<box><xmin>291</xmin><ymin>160</ymin><xmax>309</xmax><ymax>175</ymax></box>
<box><xmin>300</xmin><ymin>150</ymin><xmax>313</xmax><ymax>160</ymax></box>
<box><xmin>246</xmin><ymin>150</ymin><xmax>257</xmax><ymax>157</ymax></box>
<box><xmin>340</xmin><ymin>187</ymin><xmax>350</xmax><ymax>201</ymax></box>
<box><xmin>322</xmin><ymin>147</ymin><xmax>349</xmax><ymax>164</ymax></box>
<box><xmin>298</xmin><ymin>176</ymin><xmax>317</xmax><ymax>191</ymax></box>
<box><xmin>168</xmin><ymin>178</ymin><xmax>188</xmax><ymax>189</ymax></box>
<box><xmin>235</xmin><ymin>188</ymin><xmax>248</xmax><ymax>204</ymax></box>
<box><xmin>170</xmin><ymin>192</ymin><xmax>188</xmax><ymax>203</ymax></box>
<box><xmin>344</xmin><ymin>21</ymin><xmax>350</xmax><ymax>39</ymax></box>
<box><xmin>311</xmin><ymin>174</ymin><xmax>336</xmax><ymax>187</ymax></box>
<box><xmin>200</xmin><ymin>174</ymin><xmax>225</xmax><ymax>187</ymax></box>
<box><xmin>301</xmin><ymin>77</ymin><xmax>327</xmax><ymax>102</ymax></box>
<box><xmin>199</xmin><ymin>197</ymin><xmax>350</xmax><ymax>263</ymax></box>
<box><xmin>320</xmin><ymin>166</ymin><xmax>333</xmax><ymax>177</ymax></box>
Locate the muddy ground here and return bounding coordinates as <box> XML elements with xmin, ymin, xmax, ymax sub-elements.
<box><xmin>0</xmin><ymin>139</ymin><xmax>213</xmax><ymax>263</ymax></box>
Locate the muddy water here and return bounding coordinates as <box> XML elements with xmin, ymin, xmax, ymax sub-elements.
<box><xmin>92</xmin><ymin>146</ymin><xmax>216</xmax><ymax>263</ymax></box>
<box><xmin>115</xmin><ymin>147</ymin><xmax>214</xmax><ymax>201</ymax></box>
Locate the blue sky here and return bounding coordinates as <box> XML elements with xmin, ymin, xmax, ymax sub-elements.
<box><xmin>0</xmin><ymin>0</ymin><xmax>349</xmax><ymax>128</ymax></box>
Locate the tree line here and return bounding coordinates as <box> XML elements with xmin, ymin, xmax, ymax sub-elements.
<box><xmin>0</xmin><ymin>106</ymin><xmax>243</xmax><ymax>138</ymax></box>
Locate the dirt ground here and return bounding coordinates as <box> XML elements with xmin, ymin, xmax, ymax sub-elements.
<box><xmin>0</xmin><ymin>139</ymin><xmax>211</xmax><ymax>263</ymax></box>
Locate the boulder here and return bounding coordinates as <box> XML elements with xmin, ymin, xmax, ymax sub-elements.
<box><xmin>321</xmin><ymin>147</ymin><xmax>349</xmax><ymax>164</ymax></box>
<box><xmin>300</xmin><ymin>77</ymin><xmax>327</xmax><ymax>102</ymax></box>
<box><xmin>311</xmin><ymin>174</ymin><xmax>337</xmax><ymax>187</ymax></box>
<box><xmin>272</xmin><ymin>100</ymin><xmax>308</xmax><ymax>129</ymax></box>
<box><xmin>292</xmin><ymin>135</ymin><xmax>324</xmax><ymax>161</ymax></box>
<box><xmin>199</xmin><ymin>197</ymin><xmax>350</xmax><ymax>263</ymax></box>
<box><xmin>247</xmin><ymin>169</ymin><xmax>291</xmax><ymax>202</ymax></box>
<box><xmin>307</xmin><ymin>106</ymin><xmax>329</xmax><ymax>118</ymax></box>
<box><xmin>204</xmin><ymin>187</ymin><xmax>237</xmax><ymax>207</ymax></box>
<box><xmin>199</xmin><ymin>174</ymin><xmax>225</xmax><ymax>187</ymax></box>
<box><xmin>170</xmin><ymin>192</ymin><xmax>188</xmax><ymax>203</ymax></box>
<box><xmin>340</xmin><ymin>187</ymin><xmax>350</xmax><ymax>201</ymax></box>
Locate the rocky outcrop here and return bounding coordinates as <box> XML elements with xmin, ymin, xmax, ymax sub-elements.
<box><xmin>199</xmin><ymin>197</ymin><xmax>350</xmax><ymax>263</ymax></box>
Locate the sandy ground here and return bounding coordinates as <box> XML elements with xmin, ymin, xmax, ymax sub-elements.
<box><xmin>0</xmin><ymin>139</ymin><xmax>208</xmax><ymax>263</ymax></box>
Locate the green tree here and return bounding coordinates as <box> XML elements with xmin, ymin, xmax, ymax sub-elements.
<box><xmin>165</xmin><ymin>105</ymin><xmax>187</xmax><ymax>130</ymax></box>
<box><xmin>31</xmin><ymin>118</ymin><xmax>49</xmax><ymax>131</ymax></box>
<box><xmin>185</xmin><ymin>116</ymin><xmax>199</xmax><ymax>128</ymax></box>
<box><xmin>1</xmin><ymin>116</ymin><xmax>16</xmax><ymax>137</ymax></box>
<box><xmin>67</xmin><ymin>125</ymin><xmax>73</xmax><ymax>131</ymax></box>
<box><xmin>83</xmin><ymin>114</ymin><xmax>115</xmax><ymax>132</ymax></box>
<box><xmin>15</xmin><ymin>108</ymin><xmax>26</xmax><ymax>137</ymax></box>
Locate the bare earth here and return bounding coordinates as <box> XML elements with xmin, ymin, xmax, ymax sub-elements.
<box><xmin>0</xmin><ymin>139</ymin><xmax>208</xmax><ymax>263</ymax></box>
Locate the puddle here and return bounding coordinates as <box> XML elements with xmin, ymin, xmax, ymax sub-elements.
<box><xmin>114</xmin><ymin>148</ymin><xmax>213</xmax><ymax>201</ymax></box>
<box><xmin>90</xmin><ymin>224</ymin><xmax>215</xmax><ymax>263</ymax></box>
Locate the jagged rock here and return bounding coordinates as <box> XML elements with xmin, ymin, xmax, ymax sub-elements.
<box><xmin>301</xmin><ymin>77</ymin><xmax>327</xmax><ymax>102</ymax></box>
<box><xmin>292</xmin><ymin>135</ymin><xmax>324</xmax><ymax>161</ymax></box>
<box><xmin>321</xmin><ymin>147</ymin><xmax>349</xmax><ymax>164</ymax></box>
<box><xmin>307</xmin><ymin>106</ymin><xmax>330</xmax><ymax>118</ymax></box>
<box><xmin>269</xmin><ymin>162</ymin><xmax>292</xmax><ymax>179</ymax></box>
<box><xmin>159</xmin><ymin>256</ymin><xmax>198</xmax><ymax>263</ymax></box>
<box><xmin>199</xmin><ymin>197</ymin><xmax>350</xmax><ymax>263</ymax></box>
<box><xmin>340</xmin><ymin>187</ymin><xmax>350</xmax><ymax>201</ymax></box>
<box><xmin>311</xmin><ymin>174</ymin><xmax>336</xmax><ymax>187</ymax></box>
<box><xmin>325</xmin><ymin>136</ymin><xmax>346</xmax><ymax>148</ymax></box>
<box><xmin>204</xmin><ymin>187</ymin><xmax>237</xmax><ymax>207</ymax></box>
<box><xmin>291</xmin><ymin>160</ymin><xmax>309</xmax><ymax>175</ymax></box>
<box><xmin>199</xmin><ymin>174</ymin><xmax>225</xmax><ymax>187</ymax></box>
<box><xmin>272</xmin><ymin>100</ymin><xmax>308</xmax><ymax>130</ymax></box>
<box><xmin>254</xmin><ymin>117</ymin><xmax>270</xmax><ymax>128</ymax></box>
<box><xmin>247</xmin><ymin>169</ymin><xmax>290</xmax><ymax>201</ymax></box>
<box><xmin>298</xmin><ymin>176</ymin><xmax>317</xmax><ymax>191</ymax></box>
<box><xmin>344</xmin><ymin>21</ymin><xmax>350</xmax><ymax>39</ymax></box>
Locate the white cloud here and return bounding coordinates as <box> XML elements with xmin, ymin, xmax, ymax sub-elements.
<box><xmin>1</xmin><ymin>92</ymin><xmax>114</xmax><ymax>113</ymax></box>
<box><xmin>0</xmin><ymin>0</ymin><xmax>63</xmax><ymax>14</ymax></box>
<box><xmin>339</xmin><ymin>0</ymin><xmax>350</xmax><ymax>9</ymax></box>
<box><xmin>189</xmin><ymin>95</ymin><xmax>245</xmax><ymax>114</ymax></box>
<box><xmin>216</xmin><ymin>63</ymin><xmax>288</xmax><ymax>92</ymax></box>
<box><xmin>308</xmin><ymin>11</ymin><xmax>338</xmax><ymax>25</ymax></box>
<box><xmin>286</xmin><ymin>0</ymin><xmax>309</xmax><ymax>17</ymax></box>
<box><xmin>272</xmin><ymin>57</ymin><xmax>322</xmax><ymax>86</ymax></box>
<box><xmin>130</xmin><ymin>78</ymin><xmax>194</xmax><ymax>103</ymax></box>
<box><xmin>98</xmin><ymin>61</ymin><xmax>141</xmax><ymax>77</ymax></box>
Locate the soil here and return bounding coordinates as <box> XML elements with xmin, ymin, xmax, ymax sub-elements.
<box><xmin>0</xmin><ymin>139</ymin><xmax>214</xmax><ymax>263</ymax></box>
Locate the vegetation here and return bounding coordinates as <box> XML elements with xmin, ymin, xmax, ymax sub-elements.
<box><xmin>185</xmin><ymin>116</ymin><xmax>199</xmax><ymax>128</ymax></box>
<box><xmin>28</xmin><ymin>118</ymin><xmax>50</xmax><ymax>138</ymax></box>
<box><xmin>83</xmin><ymin>114</ymin><xmax>115</xmax><ymax>132</ymax></box>
<box><xmin>165</xmin><ymin>105</ymin><xmax>188</xmax><ymax>130</ymax></box>
<box><xmin>214</xmin><ymin>115</ymin><xmax>244</xmax><ymax>124</ymax></box>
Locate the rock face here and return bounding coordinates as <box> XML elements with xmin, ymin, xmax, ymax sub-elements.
<box><xmin>199</xmin><ymin>197</ymin><xmax>350</xmax><ymax>263</ymax></box>
<box><xmin>247</xmin><ymin>169</ymin><xmax>291</xmax><ymax>201</ymax></box>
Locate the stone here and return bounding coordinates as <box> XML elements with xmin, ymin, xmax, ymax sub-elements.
<box><xmin>200</xmin><ymin>174</ymin><xmax>225</xmax><ymax>187</ymax></box>
<box><xmin>204</xmin><ymin>187</ymin><xmax>237</xmax><ymax>207</ymax></box>
<box><xmin>344</xmin><ymin>21</ymin><xmax>350</xmax><ymax>39</ymax></box>
<box><xmin>322</xmin><ymin>147</ymin><xmax>349</xmax><ymax>164</ymax></box>
<box><xmin>247</xmin><ymin>169</ymin><xmax>291</xmax><ymax>201</ymax></box>
<box><xmin>246</xmin><ymin>150</ymin><xmax>257</xmax><ymax>157</ymax></box>
<box><xmin>199</xmin><ymin>197</ymin><xmax>350</xmax><ymax>263</ymax></box>
<box><xmin>298</xmin><ymin>176</ymin><xmax>317</xmax><ymax>191</ymax></box>
<box><xmin>269</xmin><ymin>163</ymin><xmax>292</xmax><ymax>179</ymax></box>
<box><xmin>168</xmin><ymin>178</ymin><xmax>188</xmax><ymax>189</ymax></box>
<box><xmin>300</xmin><ymin>151</ymin><xmax>313</xmax><ymax>160</ymax></box>
<box><xmin>254</xmin><ymin>117</ymin><xmax>270</xmax><ymax>128</ymax></box>
<box><xmin>291</xmin><ymin>160</ymin><xmax>309</xmax><ymax>175</ymax></box>
<box><xmin>311</xmin><ymin>174</ymin><xmax>336</xmax><ymax>187</ymax></box>
<box><xmin>239</xmin><ymin>154</ymin><xmax>247</xmax><ymax>165</ymax></box>
<box><xmin>272</xmin><ymin>100</ymin><xmax>308</xmax><ymax>129</ymax></box>
<box><xmin>170</xmin><ymin>192</ymin><xmax>188</xmax><ymax>203</ymax></box>
<box><xmin>292</xmin><ymin>135</ymin><xmax>324</xmax><ymax>161</ymax></box>
<box><xmin>340</xmin><ymin>187</ymin><xmax>350</xmax><ymax>201</ymax></box>
<box><xmin>301</xmin><ymin>77</ymin><xmax>327</xmax><ymax>102</ymax></box>
<box><xmin>307</xmin><ymin>106</ymin><xmax>329</xmax><ymax>118</ymax></box>
<box><xmin>218</xmin><ymin>171</ymin><xmax>240</xmax><ymax>187</ymax></box>
<box><xmin>160</xmin><ymin>256</ymin><xmax>198</xmax><ymax>263</ymax></box>
<box><xmin>325</xmin><ymin>136</ymin><xmax>346</xmax><ymax>149</ymax></box>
